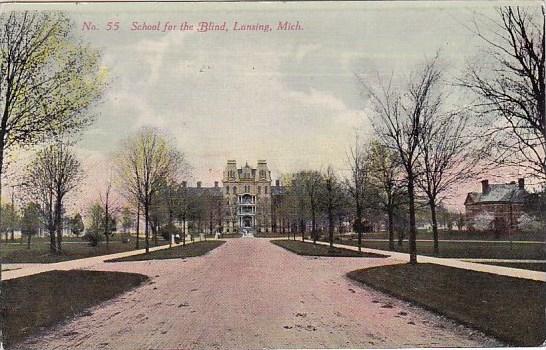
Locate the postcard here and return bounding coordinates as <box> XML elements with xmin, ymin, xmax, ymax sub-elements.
<box><xmin>0</xmin><ymin>1</ymin><xmax>544</xmax><ymax>349</ymax></box>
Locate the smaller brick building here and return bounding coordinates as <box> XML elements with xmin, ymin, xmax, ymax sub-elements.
<box><xmin>464</xmin><ymin>178</ymin><xmax>528</xmax><ymax>232</ymax></box>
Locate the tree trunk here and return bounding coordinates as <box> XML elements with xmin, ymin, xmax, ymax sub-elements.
<box><xmin>407</xmin><ymin>174</ymin><xmax>417</xmax><ymax>264</ymax></box>
<box><xmin>300</xmin><ymin>218</ymin><xmax>305</xmax><ymax>242</ymax></box>
<box><xmin>209</xmin><ymin>215</ymin><xmax>213</xmax><ymax>237</ymax></box>
<box><xmin>182</xmin><ymin>215</ymin><xmax>186</xmax><ymax>246</ymax></box>
<box><xmin>356</xmin><ymin>202</ymin><xmax>363</xmax><ymax>252</ymax></box>
<box><xmin>328</xmin><ymin>207</ymin><xmax>334</xmax><ymax>248</ymax></box>
<box><xmin>10</xmin><ymin>197</ymin><xmax>14</xmax><ymax>241</ymax></box>
<box><xmin>144</xmin><ymin>203</ymin><xmax>150</xmax><ymax>254</ymax></box>
<box><xmin>47</xmin><ymin>193</ymin><xmax>56</xmax><ymax>253</ymax></box>
<box><xmin>136</xmin><ymin>202</ymin><xmax>140</xmax><ymax>249</ymax></box>
<box><xmin>105</xmin><ymin>204</ymin><xmax>109</xmax><ymax>250</ymax></box>
<box><xmin>388</xmin><ymin>209</ymin><xmax>395</xmax><ymax>250</ymax></box>
<box><xmin>49</xmin><ymin>228</ymin><xmax>56</xmax><ymax>253</ymax></box>
<box><xmin>0</xmin><ymin>146</ymin><xmax>4</xmax><ymax>348</ymax></box>
<box><xmin>430</xmin><ymin>201</ymin><xmax>439</xmax><ymax>256</ymax></box>
<box><xmin>27</xmin><ymin>234</ymin><xmax>31</xmax><ymax>249</ymax></box>
<box><xmin>312</xmin><ymin>205</ymin><xmax>317</xmax><ymax>245</ymax></box>
<box><xmin>55</xmin><ymin>196</ymin><xmax>63</xmax><ymax>254</ymax></box>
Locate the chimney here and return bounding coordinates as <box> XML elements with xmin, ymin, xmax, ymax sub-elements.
<box><xmin>214</xmin><ymin>181</ymin><xmax>219</xmax><ymax>187</ymax></box>
<box><xmin>481</xmin><ymin>179</ymin><xmax>489</xmax><ymax>194</ymax></box>
<box><xmin>275</xmin><ymin>179</ymin><xmax>280</xmax><ymax>187</ymax></box>
<box><xmin>518</xmin><ymin>178</ymin><xmax>525</xmax><ymax>189</ymax></box>
<box><xmin>197</xmin><ymin>181</ymin><xmax>202</xmax><ymax>188</ymax></box>
<box><xmin>181</xmin><ymin>181</ymin><xmax>187</xmax><ymax>188</ymax></box>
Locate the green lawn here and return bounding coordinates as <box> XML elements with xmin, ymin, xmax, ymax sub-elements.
<box><xmin>358</xmin><ymin>229</ymin><xmax>545</xmax><ymax>242</ymax></box>
<box><xmin>0</xmin><ymin>237</ymin><xmax>168</xmax><ymax>263</ymax></box>
<box><xmin>347</xmin><ymin>263</ymin><xmax>545</xmax><ymax>346</ymax></box>
<box><xmin>106</xmin><ymin>240</ymin><xmax>226</xmax><ymax>262</ymax></box>
<box><xmin>477</xmin><ymin>261</ymin><xmax>546</xmax><ymax>272</ymax></box>
<box><xmin>331</xmin><ymin>238</ymin><xmax>545</xmax><ymax>260</ymax></box>
<box><xmin>272</xmin><ymin>239</ymin><xmax>388</xmax><ymax>258</ymax></box>
<box><xmin>3</xmin><ymin>270</ymin><xmax>148</xmax><ymax>346</ymax></box>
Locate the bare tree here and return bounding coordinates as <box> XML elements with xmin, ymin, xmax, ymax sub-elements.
<box><xmin>366</xmin><ymin>57</ymin><xmax>442</xmax><ymax>264</ymax></box>
<box><xmin>176</xmin><ymin>184</ymin><xmax>191</xmax><ymax>245</ymax></box>
<box><xmin>116</xmin><ymin>127</ymin><xmax>184</xmax><ymax>254</ymax></box>
<box><xmin>22</xmin><ymin>160</ymin><xmax>55</xmax><ymax>251</ymax></box>
<box><xmin>284</xmin><ymin>172</ymin><xmax>309</xmax><ymax>241</ymax></box>
<box><xmin>23</xmin><ymin>142</ymin><xmax>83</xmax><ymax>253</ymax></box>
<box><xmin>461</xmin><ymin>6</ymin><xmax>545</xmax><ymax>180</ymax></box>
<box><xmin>322</xmin><ymin>166</ymin><xmax>346</xmax><ymax>248</ymax></box>
<box><xmin>99</xmin><ymin>172</ymin><xmax>120</xmax><ymax>249</ymax></box>
<box><xmin>368</xmin><ymin>140</ymin><xmax>405</xmax><ymax>250</ymax></box>
<box><xmin>120</xmin><ymin>206</ymin><xmax>134</xmax><ymax>243</ymax></box>
<box><xmin>346</xmin><ymin>136</ymin><xmax>368</xmax><ymax>251</ymax></box>
<box><xmin>416</xmin><ymin>113</ymin><xmax>480</xmax><ymax>255</ymax></box>
<box><xmin>21</xmin><ymin>202</ymin><xmax>40</xmax><ymax>249</ymax></box>
<box><xmin>301</xmin><ymin>170</ymin><xmax>323</xmax><ymax>244</ymax></box>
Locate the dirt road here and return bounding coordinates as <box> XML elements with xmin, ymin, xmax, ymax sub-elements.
<box><xmin>15</xmin><ymin>238</ymin><xmax>501</xmax><ymax>349</ymax></box>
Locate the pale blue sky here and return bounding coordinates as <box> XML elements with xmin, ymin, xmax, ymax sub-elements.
<box><xmin>4</xmin><ymin>1</ymin><xmax>542</xmax><ymax>210</ymax></box>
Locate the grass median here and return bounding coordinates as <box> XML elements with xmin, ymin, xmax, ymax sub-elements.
<box><xmin>106</xmin><ymin>240</ymin><xmax>226</xmax><ymax>262</ymax></box>
<box><xmin>347</xmin><ymin>263</ymin><xmax>545</xmax><ymax>346</ymax></box>
<box><xmin>332</xmin><ymin>238</ymin><xmax>546</xmax><ymax>260</ymax></box>
<box><xmin>1</xmin><ymin>237</ymin><xmax>168</xmax><ymax>263</ymax></box>
<box><xmin>3</xmin><ymin>270</ymin><xmax>148</xmax><ymax>346</ymax></box>
<box><xmin>272</xmin><ymin>239</ymin><xmax>388</xmax><ymax>258</ymax></box>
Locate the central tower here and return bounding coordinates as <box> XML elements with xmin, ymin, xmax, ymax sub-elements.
<box><xmin>222</xmin><ymin>160</ymin><xmax>272</xmax><ymax>234</ymax></box>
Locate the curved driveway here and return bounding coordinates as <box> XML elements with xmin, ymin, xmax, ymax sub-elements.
<box><xmin>15</xmin><ymin>238</ymin><xmax>501</xmax><ymax>349</ymax></box>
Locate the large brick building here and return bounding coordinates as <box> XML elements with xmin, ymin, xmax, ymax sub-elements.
<box><xmin>222</xmin><ymin>160</ymin><xmax>275</xmax><ymax>234</ymax></box>
<box><xmin>464</xmin><ymin>178</ymin><xmax>528</xmax><ymax>232</ymax></box>
<box><xmin>186</xmin><ymin>160</ymin><xmax>286</xmax><ymax>235</ymax></box>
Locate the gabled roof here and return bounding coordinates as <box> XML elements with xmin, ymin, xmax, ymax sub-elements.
<box><xmin>465</xmin><ymin>183</ymin><xmax>527</xmax><ymax>205</ymax></box>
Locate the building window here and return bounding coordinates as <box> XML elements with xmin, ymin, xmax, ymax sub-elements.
<box><xmin>265</xmin><ymin>186</ymin><xmax>268</xmax><ymax>194</ymax></box>
<box><xmin>258</xmin><ymin>186</ymin><xmax>261</xmax><ymax>194</ymax></box>
<box><xmin>233</xmin><ymin>186</ymin><xmax>237</xmax><ymax>193</ymax></box>
<box><xmin>226</xmin><ymin>186</ymin><xmax>229</xmax><ymax>194</ymax></box>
